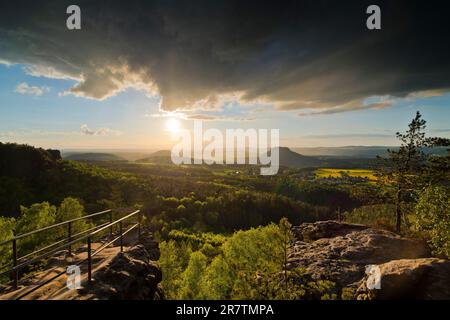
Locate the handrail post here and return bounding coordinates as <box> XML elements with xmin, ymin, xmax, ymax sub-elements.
<box><xmin>138</xmin><ymin>223</ymin><xmax>141</xmax><ymax>240</ymax></box>
<box><xmin>109</xmin><ymin>210</ymin><xmax>113</xmax><ymax>237</ymax></box>
<box><xmin>87</xmin><ymin>237</ymin><xmax>92</xmax><ymax>283</ymax></box>
<box><xmin>68</xmin><ymin>221</ymin><xmax>72</xmax><ymax>256</ymax></box>
<box><xmin>12</xmin><ymin>239</ymin><xmax>18</xmax><ymax>289</ymax></box>
<box><xmin>119</xmin><ymin>221</ymin><xmax>123</xmax><ymax>252</ymax></box>
<box><xmin>138</xmin><ymin>211</ymin><xmax>142</xmax><ymax>240</ymax></box>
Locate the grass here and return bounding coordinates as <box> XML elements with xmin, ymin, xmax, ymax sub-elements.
<box><xmin>315</xmin><ymin>168</ymin><xmax>377</xmax><ymax>181</ymax></box>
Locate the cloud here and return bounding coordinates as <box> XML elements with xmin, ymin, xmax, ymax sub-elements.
<box><xmin>1</xmin><ymin>0</ymin><xmax>449</xmax><ymax>115</ymax></box>
<box><xmin>0</xmin><ymin>131</ymin><xmax>17</xmax><ymax>138</ymax></box>
<box><xmin>0</xmin><ymin>128</ymin><xmax>125</xmax><ymax>139</ymax></box>
<box><xmin>145</xmin><ymin>111</ymin><xmax>186</xmax><ymax>119</ymax></box>
<box><xmin>0</xmin><ymin>59</ymin><xmax>12</xmax><ymax>66</ymax></box>
<box><xmin>23</xmin><ymin>65</ymin><xmax>81</xmax><ymax>81</ymax></box>
<box><xmin>302</xmin><ymin>133</ymin><xmax>393</xmax><ymax>139</ymax></box>
<box><xmin>80</xmin><ymin>124</ymin><xmax>122</xmax><ymax>136</ymax></box>
<box><xmin>186</xmin><ymin>114</ymin><xmax>256</xmax><ymax>121</ymax></box>
<box><xmin>406</xmin><ymin>89</ymin><xmax>446</xmax><ymax>99</ymax></box>
<box><xmin>430</xmin><ymin>128</ymin><xmax>450</xmax><ymax>134</ymax></box>
<box><xmin>298</xmin><ymin>100</ymin><xmax>393</xmax><ymax>116</ymax></box>
<box><xmin>0</xmin><ymin>129</ymin><xmax>80</xmax><ymax>138</ymax></box>
<box><xmin>146</xmin><ymin>109</ymin><xmax>257</xmax><ymax>121</ymax></box>
<box><xmin>15</xmin><ymin>82</ymin><xmax>49</xmax><ymax>96</ymax></box>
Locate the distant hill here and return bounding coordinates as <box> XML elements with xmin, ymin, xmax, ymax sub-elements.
<box><xmin>136</xmin><ymin>150</ymin><xmax>173</xmax><ymax>164</ymax></box>
<box><xmin>64</xmin><ymin>153</ymin><xmax>126</xmax><ymax>161</ymax></box>
<box><xmin>137</xmin><ymin>147</ymin><xmax>324</xmax><ymax>168</ymax></box>
<box><xmin>111</xmin><ymin>152</ymin><xmax>153</xmax><ymax>161</ymax></box>
<box><xmin>275</xmin><ymin>147</ymin><xmax>373</xmax><ymax>169</ymax></box>
<box><xmin>61</xmin><ymin>151</ymin><xmax>155</xmax><ymax>161</ymax></box>
<box><xmin>64</xmin><ymin>147</ymin><xmax>379</xmax><ymax>169</ymax></box>
<box><xmin>292</xmin><ymin>146</ymin><xmax>449</xmax><ymax>158</ymax></box>
<box><xmin>292</xmin><ymin>146</ymin><xmax>390</xmax><ymax>158</ymax></box>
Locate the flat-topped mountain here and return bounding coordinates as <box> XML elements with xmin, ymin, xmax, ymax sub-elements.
<box><xmin>276</xmin><ymin>147</ymin><xmax>322</xmax><ymax>168</ymax></box>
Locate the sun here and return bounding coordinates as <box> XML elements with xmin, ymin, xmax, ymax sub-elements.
<box><xmin>165</xmin><ymin>118</ymin><xmax>181</xmax><ymax>133</ymax></box>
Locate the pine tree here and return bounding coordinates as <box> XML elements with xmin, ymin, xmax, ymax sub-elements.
<box><xmin>277</xmin><ymin>217</ymin><xmax>293</xmax><ymax>289</ymax></box>
<box><xmin>376</xmin><ymin>111</ymin><xmax>447</xmax><ymax>233</ymax></box>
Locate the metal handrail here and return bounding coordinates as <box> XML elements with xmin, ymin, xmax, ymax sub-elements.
<box><xmin>18</xmin><ymin>221</ymin><xmax>111</xmax><ymax>262</ymax></box>
<box><xmin>0</xmin><ymin>209</ymin><xmax>142</xmax><ymax>291</ymax></box>
<box><xmin>0</xmin><ymin>221</ymin><xmax>111</xmax><ymax>273</ymax></box>
<box><xmin>91</xmin><ymin>224</ymin><xmax>139</xmax><ymax>257</ymax></box>
<box><xmin>0</xmin><ymin>219</ymin><xmax>124</xmax><ymax>275</ymax></box>
<box><xmin>12</xmin><ymin>210</ymin><xmax>142</xmax><ymax>299</ymax></box>
<box><xmin>0</xmin><ymin>209</ymin><xmax>112</xmax><ymax>246</ymax></box>
<box><xmin>0</xmin><ymin>210</ymin><xmax>142</xmax><ymax>299</ymax></box>
<box><xmin>89</xmin><ymin>210</ymin><xmax>139</xmax><ymax>237</ymax></box>
<box><xmin>85</xmin><ymin>210</ymin><xmax>141</xmax><ymax>282</ymax></box>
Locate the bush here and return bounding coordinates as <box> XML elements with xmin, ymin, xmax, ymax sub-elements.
<box><xmin>414</xmin><ymin>186</ymin><xmax>450</xmax><ymax>258</ymax></box>
<box><xmin>178</xmin><ymin>251</ymin><xmax>208</xmax><ymax>299</ymax></box>
<box><xmin>159</xmin><ymin>240</ymin><xmax>193</xmax><ymax>299</ymax></box>
<box><xmin>0</xmin><ymin>217</ymin><xmax>15</xmax><ymax>274</ymax></box>
<box><xmin>56</xmin><ymin>197</ymin><xmax>93</xmax><ymax>239</ymax></box>
<box><xmin>15</xmin><ymin>202</ymin><xmax>57</xmax><ymax>256</ymax></box>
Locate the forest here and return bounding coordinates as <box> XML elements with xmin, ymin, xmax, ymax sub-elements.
<box><xmin>0</xmin><ymin>112</ymin><xmax>449</xmax><ymax>299</ymax></box>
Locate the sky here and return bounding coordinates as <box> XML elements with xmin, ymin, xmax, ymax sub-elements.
<box><xmin>0</xmin><ymin>0</ymin><xmax>449</xmax><ymax>150</ymax></box>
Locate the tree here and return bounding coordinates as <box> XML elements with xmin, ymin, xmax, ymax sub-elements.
<box><xmin>159</xmin><ymin>223</ymin><xmax>336</xmax><ymax>300</ymax></box>
<box><xmin>179</xmin><ymin>251</ymin><xmax>208</xmax><ymax>299</ymax></box>
<box><xmin>199</xmin><ymin>255</ymin><xmax>232</xmax><ymax>299</ymax></box>
<box><xmin>0</xmin><ymin>217</ymin><xmax>15</xmax><ymax>273</ymax></box>
<box><xmin>56</xmin><ymin>197</ymin><xmax>92</xmax><ymax>238</ymax></box>
<box><xmin>159</xmin><ymin>240</ymin><xmax>192</xmax><ymax>299</ymax></box>
<box><xmin>15</xmin><ymin>202</ymin><xmax>57</xmax><ymax>255</ymax></box>
<box><xmin>414</xmin><ymin>186</ymin><xmax>450</xmax><ymax>258</ymax></box>
<box><xmin>276</xmin><ymin>218</ymin><xmax>293</xmax><ymax>289</ymax></box>
<box><xmin>376</xmin><ymin>112</ymin><xmax>443</xmax><ymax>233</ymax></box>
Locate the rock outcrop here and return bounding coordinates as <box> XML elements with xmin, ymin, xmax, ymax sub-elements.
<box><xmin>78</xmin><ymin>232</ymin><xmax>163</xmax><ymax>300</ymax></box>
<box><xmin>356</xmin><ymin>258</ymin><xmax>450</xmax><ymax>300</ymax></box>
<box><xmin>288</xmin><ymin>221</ymin><xmax>450</xmax><ymax>299</ymax></box>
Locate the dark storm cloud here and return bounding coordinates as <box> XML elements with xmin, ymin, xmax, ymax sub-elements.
<box><xmin>0</xmin><ymin>0</ymin><xmax>449</xmax><ymax>114</ymax></box>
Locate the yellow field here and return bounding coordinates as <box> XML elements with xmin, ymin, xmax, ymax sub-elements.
<box><xmin>315</xmin><ymin>168</ymin><xmax>377</xmax><ymax>181</ymax></box>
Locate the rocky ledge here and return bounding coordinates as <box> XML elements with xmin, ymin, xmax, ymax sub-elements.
<box><xmin>289</xmin><ymin>221</ymin><xmax>450</xmax><ymax>299</ymax></box>
<box><xmin>77</xmin><ymin>232</ymin><xmax>164</xmax><ymax>300</ymax></box>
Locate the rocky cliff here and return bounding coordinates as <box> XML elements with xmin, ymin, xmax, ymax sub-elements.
<box><xmin>288</xmin><ymin>221</ymin><xmax>450</xmax><ymax>299</ymax></box>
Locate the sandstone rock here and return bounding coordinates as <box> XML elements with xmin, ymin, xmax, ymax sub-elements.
<box><xmin>293</xmin><ymin>220</ymin><xmax>368</xmax><ymax>241</ymax></box>
<box><xmin>78</xmin><ymin>231</ymin><xmax>163</xmax><ymax>300</ymax></box>
<box><xmin>356</xmin><ymin>258</ymin><xmax>450</xmax><ymax>300</ymax></box>
<box><xmin>288</xmin><ymin>221</ymin><xmax>430</xmax><ymax>291</ymax></box>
